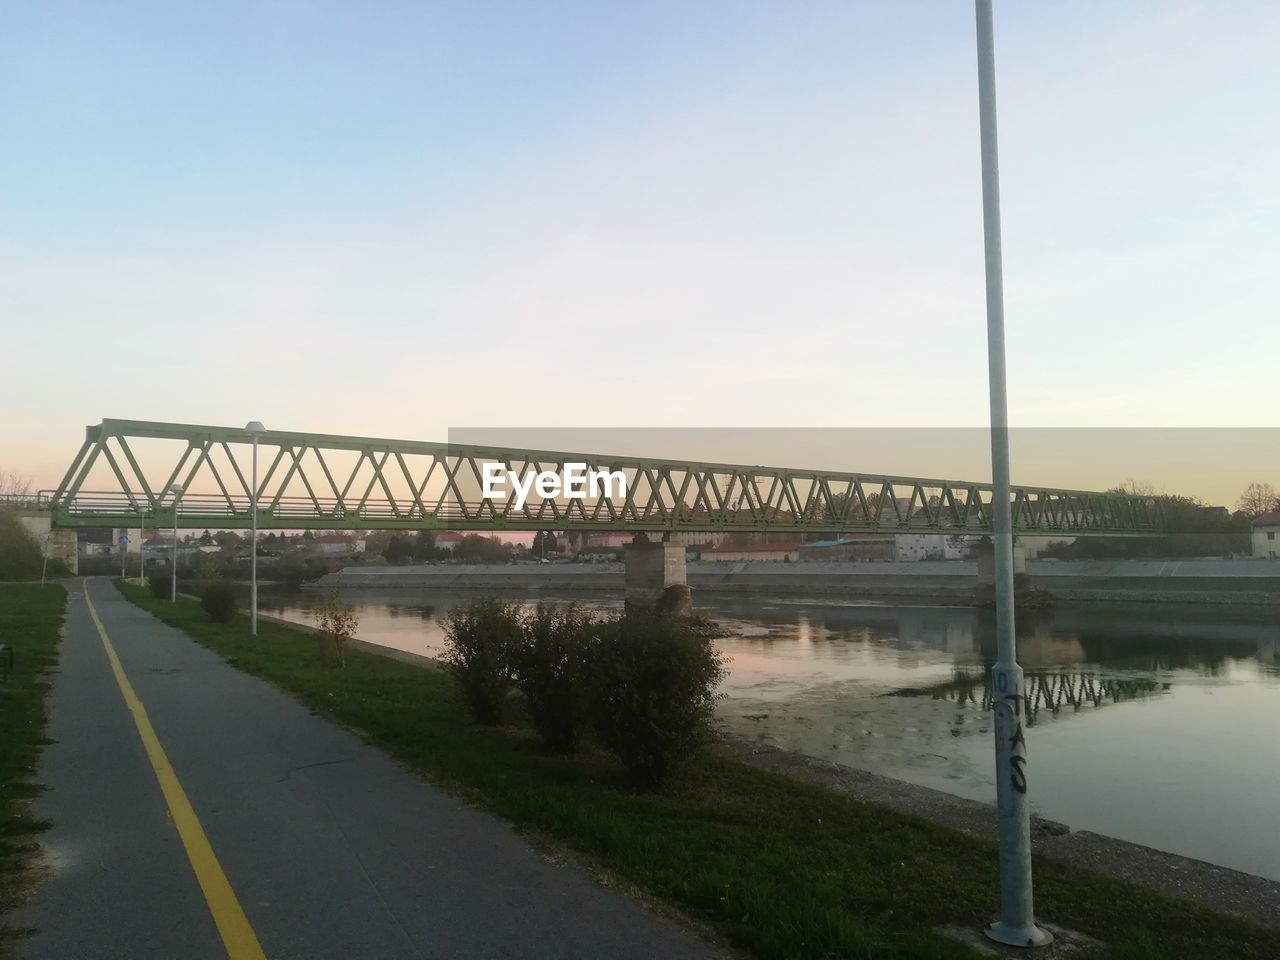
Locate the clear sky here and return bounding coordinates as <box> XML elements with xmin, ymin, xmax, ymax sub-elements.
<box><xmin>2</xmin><ymin>1</ymin><xmax>1277</xmax><ymax>499</ymax></box>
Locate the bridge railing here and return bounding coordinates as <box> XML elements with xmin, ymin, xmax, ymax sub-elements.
<box><xmin>0</xmin><ymin>492</ymin><xmax>53</xmax><ymax>510</ymax></box>
<box><xmin>49</xmin><ymin>487</ymin><xmax>1164</xmax><ymax>535</ymax></box>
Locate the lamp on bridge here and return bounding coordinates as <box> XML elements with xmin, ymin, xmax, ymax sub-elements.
<box><xmin>169</xmin><ymin>483</ymin><xmax>184</xmax><ymax>602</ymax></box>
<box><xmin>244</xmin><ymin>421</ymin><xmax>266</xmax><ymax>636</ymax></box>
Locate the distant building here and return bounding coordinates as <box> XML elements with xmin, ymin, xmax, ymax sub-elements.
<box><xmin>308</xmin><ymin>535</ymin><xmax>366</xmax><ymax>557</ymax></box>
<box><xmin>798</xmin><ymin>535</ymin><xmax>894</xmax><ymax>562</ymax></box>
<box><xmin>581</xmin><ymin>532</ymin><xmax>633</xmax><ymax>549</ymax></box>
<box><xmin>664</xmin><ymin>531</ymin><xmax>730</xmax><ymax>548</ymax></box>
<box><xmin>1253</xmin><ymin>512</ymin><xmax>1280</xmax><ymax>559</ymax></box>
<box><xmin>436</xmin><ymin>531</ymin><xmax>465</xmax><ymax>554</ymax></box>
<box><xmin>696</xmin><ymin>542</ymin><xmax>802</xmax><ymax>562</ymax></box>
<box><xmin>895</xmin><ymin>533</ymin><xmax>969</xmax><ymax>562</ymax></box>
<box><xmin>572</xmin><ymin>531</ymin><xmax>728</xmax><ymax>552</ymax></box>
<box><xmin>577</xmin><ymin>544</ymin><xmax>622</xmax><ymax>560</ymax></box>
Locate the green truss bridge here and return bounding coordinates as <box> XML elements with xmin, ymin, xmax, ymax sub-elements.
<box><xmin>39</xmin><ymin>419</ymin><xmax>1164</xmax><ymax>536</ymax></box>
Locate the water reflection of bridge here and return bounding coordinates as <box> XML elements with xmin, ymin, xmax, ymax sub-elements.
<box><xmin>704</xmin><ymin>597</ymin><xmax>1276</xmax><ymax>677</ymax></box>
<box><xmin>894</xmin><ymin>669</ymin><xmax>1170</xmax><ymax>725</ymax></box>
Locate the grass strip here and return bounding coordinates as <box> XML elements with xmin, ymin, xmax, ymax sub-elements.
<box><xmin>116</xmin><ymin>581</ymin><xmax>1274</xmax><ymax>959</ymax></box>
<box><xmin>0</xmin><ymin>583</ymin><xmax>66</xmax><ymax>953</ymax></box>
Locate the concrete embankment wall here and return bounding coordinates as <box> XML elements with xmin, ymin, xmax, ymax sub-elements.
<box><xmin>1023</xmin><ymin>558</ymin><xmax>1280</xmax><ymax>604</ymax></box>
<box><xmin>317</xmin><ymin>558</ymin><xmax>1280</xmax><ymax>605</ymax></box>
<box><xmin>320</xmin><ymin>564</ymin><xmax>626</xmax><ymax>593</ymax></box>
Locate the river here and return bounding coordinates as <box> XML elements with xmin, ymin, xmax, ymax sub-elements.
<box><xmin>260</xmin><ymin>589</ymin><xmax>1280</xmax><ymax>881</ymax></box>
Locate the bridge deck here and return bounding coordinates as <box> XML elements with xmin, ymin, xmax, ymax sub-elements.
<box><xmin>42</xmin><ymin>419</ymin><xmax>1165</xmax><ymax>535</ymax></box>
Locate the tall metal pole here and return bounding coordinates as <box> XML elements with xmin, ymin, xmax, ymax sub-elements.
<box><xmin>172</xmin><ymin>515</ymin><xmax>178</xmax><ymax>601</ymax></box>
<box><xmin>974</xmin><ymin>0</ymin><xmax>1051</xmax><ymax>947</ymax></box>
<box><xmin>170</xmin><ymin>483</ymin><xmax>183</xmax><ymax>602</ymax></box>
<box><xmin>245</xmin><ymin>421</ymin><xmax>266</xmax><ymax>635</ymax></box>
<box><xmin>171</xmin><ymin>518</ymin><xmax>178</xmax><ymax>601</ymax></box>
<box><xmin>251</xmin><ymin>434</ymin><xmax>259</xmax><ymax>636</ymax></box>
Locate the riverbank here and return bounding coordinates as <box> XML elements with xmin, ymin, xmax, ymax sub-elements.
<box><xmin>0</xmin><ymin>583</ymin><xmax>66</xmax><ymax>953</ymax></box>
<box><xmin>115</xmin><ymin>580</ymin><xmax>1277</xmax><ymax>958</ymax></box>
<box><xmin>256</xmin><ymin>606</ymin><xmax>1280</xmax><ymax>931</ymax></box>
<box><xmin>262</xmin><ymin>587</ymin><xmax>1280</xmax><ymax>878</ymax></box>
<box><xmin>316</xmin><ymin>558</ymin><xmax>1280</xmax><ymax>606</ymax></box>
<box><xmin>721</xmin><ymin>739</ymin><xmax>1280</xmax><ymax>932</ymax></box>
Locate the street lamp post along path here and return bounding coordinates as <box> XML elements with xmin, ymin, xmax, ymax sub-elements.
<box><xmin>138</xmin><ymin>502</ymin><xmax>146</xmax><ymax>584</ymax></box>
<box><xmin>169</xmin><ymin>483</ymin><xmax>183</xmax><ymax>602</ymax></box>
<box><xmin>973</xmin><ymin>0</ymin><xmax>1052</xmax><ymax>948</ymax></box>
<box><xmin>245</xmin><ymin>421</ymin><xmax>266</xmax><ymax>636</ymax></box>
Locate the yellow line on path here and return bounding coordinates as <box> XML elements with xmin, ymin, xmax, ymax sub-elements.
<box><xmin>83</xmin><ymin>580</ymin><xmax>268</xmax><ymax>960</ymax></box>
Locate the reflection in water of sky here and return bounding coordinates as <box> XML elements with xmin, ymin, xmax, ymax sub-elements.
<box><xmin>262</xmin><ymin>589</ymin><xmax>1280</xmax><ymax>881</ymax></box>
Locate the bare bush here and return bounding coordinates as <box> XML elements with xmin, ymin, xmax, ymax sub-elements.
<box><xmin>316</xmin><ymin>589</ymin><xmax>359</xmax><ymax>667</ymax></box>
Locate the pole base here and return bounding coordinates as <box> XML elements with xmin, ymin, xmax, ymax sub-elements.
<box><xmin>985</xmin><ymin>920</ymin><xmax>1054</xmax><ymax>948</ymax></box>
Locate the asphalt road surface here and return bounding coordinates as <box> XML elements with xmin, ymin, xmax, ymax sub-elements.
<box><xmin>15</xmin><ymin>579</ymin><xmax>715</xmax><ymax>960</ymax></box>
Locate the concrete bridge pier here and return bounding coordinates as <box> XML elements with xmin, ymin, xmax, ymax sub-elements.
<box><xmin>16</xmin><ymin>511</ymin><xmax>78</xmax><ymax>575</ymax></box>
<box><xmin>624</xmin><ymin>535</ymin><xmax>691</xmax><ymax>617</ymax></box>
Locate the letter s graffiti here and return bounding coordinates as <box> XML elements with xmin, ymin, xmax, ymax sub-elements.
<box><xmin>1010</xmin><ymin>755</ymin><xmax>1027</xmax><ymax>794</ymax></box>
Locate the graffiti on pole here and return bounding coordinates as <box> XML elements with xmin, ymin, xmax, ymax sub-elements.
<box><xmin>992</xmin><ymin>666</ymin><xmax>1029</xmax><ymax>798</ymax></box>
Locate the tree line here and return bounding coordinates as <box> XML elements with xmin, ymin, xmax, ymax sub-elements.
<box><xmin>1041</xmin><ymin>481</ymin><xmax>1277</xmax><ymax>560</ymax></box>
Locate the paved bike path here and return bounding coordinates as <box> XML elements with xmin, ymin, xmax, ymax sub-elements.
<box><xmin>16</xmin><ymin>580</ymin><xmax>715</xmax><ymax>960</ymax></box>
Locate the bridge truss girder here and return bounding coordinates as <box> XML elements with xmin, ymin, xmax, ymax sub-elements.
<box><xmin>47</xmin><ymin>419</ymin><xmax>1165</xmax><ymax>537</ymax></box>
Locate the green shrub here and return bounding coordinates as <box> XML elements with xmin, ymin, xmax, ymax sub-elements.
<box><xmin>193</xmin><ymin>553</ymin><xmax>236</xmax><ymax>582</ymax></box>
<box><xmin>442</xmin><ymin>598</ymin><xmax>523</xmax><ymax>724</ymax></box>
<box><xmin>148</xmin><ymin>573</ymin><xmax>171</xmax><ymax>599</ymax></box>
<box><xmin>585</xmin><ymin>613</ymin><xmax>727</xmax><ymax>789</ymax></box>
<box><xmin>514</xmin><ymin>605</ymin><xmax>596</xmax><ymax>754</ymax></box>
<box><xmin>198</xmin><ymin>579</ymin><xmax>238</xmax><ymax>623</ymax></box>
